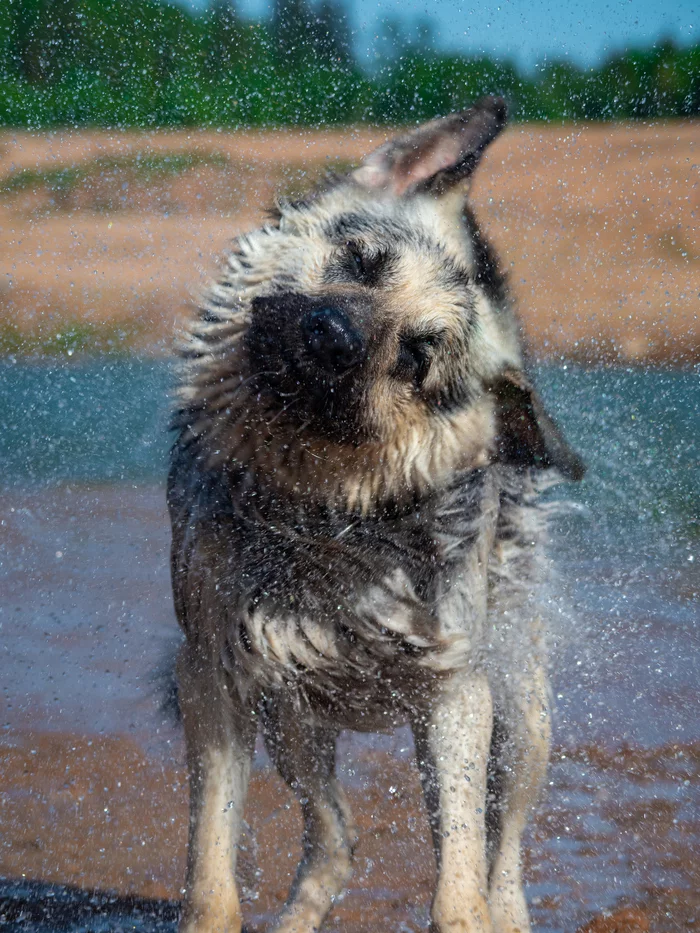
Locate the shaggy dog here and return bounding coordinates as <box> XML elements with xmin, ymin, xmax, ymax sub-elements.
<box><xmin>168</xmin><ymin>96</ymin><xmax>584</xmax><ymax>933</ymax></box>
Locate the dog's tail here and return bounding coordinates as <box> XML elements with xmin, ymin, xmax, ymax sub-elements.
<box><xmin>151</xmin><ymin>635</ymin><xmax>184</xmax><ymax>724</ymax></box>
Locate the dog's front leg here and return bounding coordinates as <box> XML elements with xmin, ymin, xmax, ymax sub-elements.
<box><xmin>487</xmin><ymin>664</ymin><xmax>551</xmax><ymax>933</ymax></box>
<box><xmin>177</xmin><ymin>647</ymin><xmax>257</xmax><ymax>933</ymax></box>
<box><xmin>411</xmin><ymin>674</ymin><xmax>494</xmax><ymax>933</ymax></box>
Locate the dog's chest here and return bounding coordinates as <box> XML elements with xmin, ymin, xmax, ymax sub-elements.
<box><xmin>223</xmin><ymin>470</ymin><xmax>498</xmax><ymax>699</ymax></box>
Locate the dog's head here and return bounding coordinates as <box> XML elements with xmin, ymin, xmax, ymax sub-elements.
<box><xmin>179</xmin><ymin>97</ymin><xmax>583</xmax><ymax>511</ymax></box>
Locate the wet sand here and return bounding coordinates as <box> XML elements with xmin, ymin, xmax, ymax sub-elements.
<box><xmin>1</xmin><ymin>729</ymin><xmax>698</xmax><ymax>932</ymax></box>
<box><xmin>0</xmin><ymin>122</ymin><xmax>698</xmax><ymax>365</ymax></box>
<box><xmin>0</xmin><ymin>480</ymin><xmax>698</xmax><ymax>931</ymax></box>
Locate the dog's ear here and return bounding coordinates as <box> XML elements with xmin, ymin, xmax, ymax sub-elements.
<box><xmin>491</xmin><ymin>370</ymin><xmax>585</xmax><ymax>480</ymax></box>
<box><xmin>353</xmin><ymin>96</ymin><xmax>507</xmax><ymax>197</ymax></box>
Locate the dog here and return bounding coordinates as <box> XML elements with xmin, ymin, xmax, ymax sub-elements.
<box><xmin>168</xmin><ymin>96</ymin><xmax>584</xmax><ymax>933</ymax></box>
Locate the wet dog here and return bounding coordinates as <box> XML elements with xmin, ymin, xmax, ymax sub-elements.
<box><xmin>168</xmin><ymin>96</ymin><xmax>584</xmax><ymax>933</ymax></box>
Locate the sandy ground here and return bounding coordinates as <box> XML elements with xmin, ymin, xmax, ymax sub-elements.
<box><xmin>1</xmin><ymin>730</ymin><xmax>697</xmax><ymax>933</ymax></box>
<box><xmin>0</xmin><ymin>122</ymin><xmax>697</xmax><ymax>364</ymax></box>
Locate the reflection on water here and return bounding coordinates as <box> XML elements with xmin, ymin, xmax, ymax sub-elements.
<box><xmin>0</xmin><ymin>360</ymin><xmax>698</xmax><ymax>932</ymax></box>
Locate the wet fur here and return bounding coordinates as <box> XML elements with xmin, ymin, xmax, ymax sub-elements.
<box><xmin>168</xmin><ymin>97</ymin><xmax>583</xmax><ymax>933</ymax></box>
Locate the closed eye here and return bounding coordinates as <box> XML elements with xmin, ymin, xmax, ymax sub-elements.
<box><xmin>342</xmin><ymin>241</ymin><xmax>395</xmax><ymax>287</ymax></box>
<box><xmin>348</xmin><ymin>242</ymin><xmax>365</xmax><ymax>277</ymax></box>
<box><xmin>394</xmin><ymin>333</ymin><xmax>442</xmax><ymax>388</ymax></box>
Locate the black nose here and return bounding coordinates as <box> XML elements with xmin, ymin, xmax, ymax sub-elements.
<box><xmin>300</xmin><ymin>307</ymin><xmax>365</xmax><ymax>374</ymax></box>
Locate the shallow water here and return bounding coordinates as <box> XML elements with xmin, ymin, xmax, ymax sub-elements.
<box><xmin>0</xmin><ymin>360</ymin><xmax>698</xmax><ymax>931</ymax></box>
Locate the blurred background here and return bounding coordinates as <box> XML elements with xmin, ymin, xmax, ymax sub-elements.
<box><xmin>0</xmin><ymin>3</ymin><xmax>698</xmax><ymax>932</ymax></box>
<box><xmin>0</xmin><ymin>0</ymin><xmax>697</xmax><ymax>362</ymax></box>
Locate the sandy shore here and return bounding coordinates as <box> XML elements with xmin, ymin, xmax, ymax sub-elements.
<box><xmin>0</xmin><ymin>122</ymin><xmax>697</xmax><ymax>365</ymax></box>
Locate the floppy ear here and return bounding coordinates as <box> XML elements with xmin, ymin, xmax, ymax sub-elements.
<box><xmin>491</xmin><ymin>370</ymin><xmax>585</xmax><ymax>480</ymax></box>
<box><xmin>352</xmin><ymin>96</ymin><xmax>507</xmax><ymax>197</ymax></box>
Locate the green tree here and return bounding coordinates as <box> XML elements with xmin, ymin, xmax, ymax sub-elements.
<box><xmin>0</xmin><ymin>0</ymin><xmax>697</xmax><ymax>129</ymax></box>
<box><xmin>272</xmin><ymin>0</ymin><xmax>312</xmax><ymax>67</ymax></box>
<box><xmin>7</xmin><ymin>0</ymin><xmax>84</xmax><ymax>83</ymax></box>
<box><xmin>206</xmin><ymin>0</ymin><xmax>245</xmax><ymax>77</ymax></box>
<box><xmin>314</xmin><ymin>1</ymin><xmax>351</xmax><ymax>63</ymax></box>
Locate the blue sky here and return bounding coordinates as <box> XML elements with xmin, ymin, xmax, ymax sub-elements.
<box><xmin>191</xmin><ymin>0</ymin><xmax>697</xmax><ymax>68</ymax></box>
